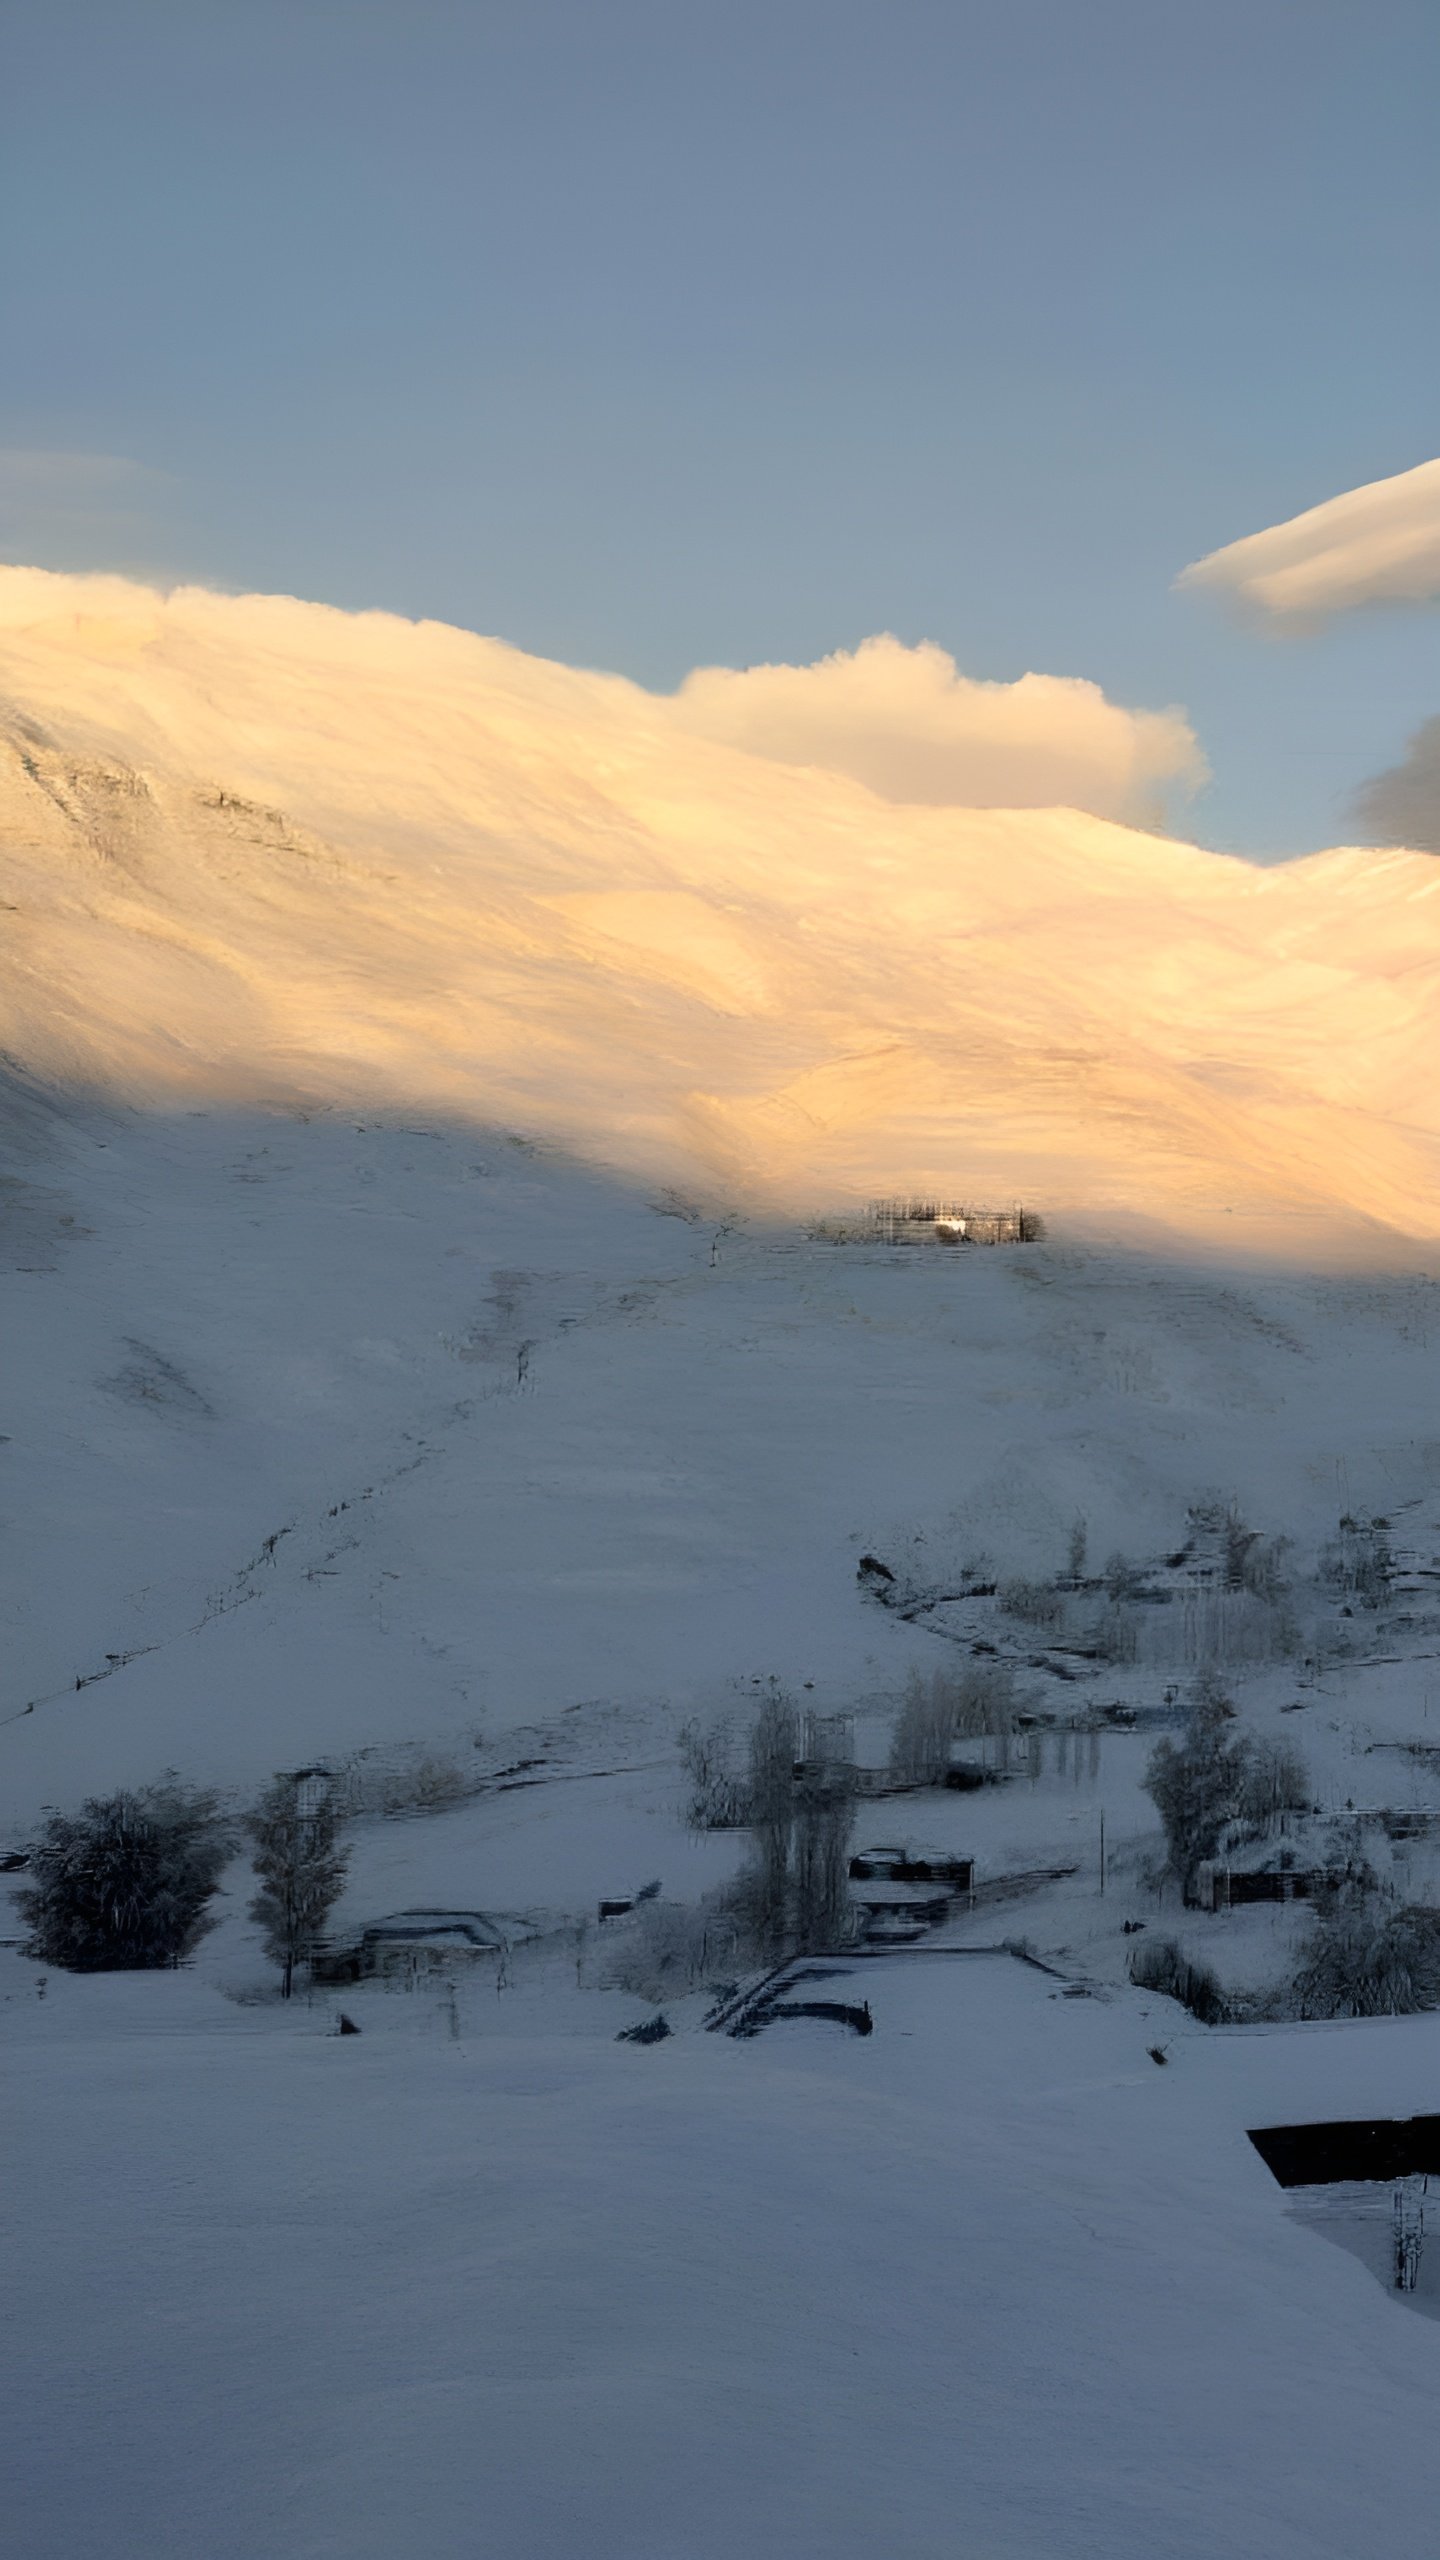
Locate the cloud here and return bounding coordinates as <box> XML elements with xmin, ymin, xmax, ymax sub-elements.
<box><xmin>667</xmin><ymin>633</ymin><xmax>1205</xmax><ymax>824</ymax></box>
<box><xmin>0</xmin><ymin>450</ymin><xmax>172</xmax><ymax>571</ymax></box>
<box><xmin>1178</xmin><ymin>458</ymin><xmax>1440</xmax><ymax>626</ymax></box>
<box><xmin>1354</xmin><ymin>713</ymin><xmax>1440</xmax><ymax>853</ymax></box>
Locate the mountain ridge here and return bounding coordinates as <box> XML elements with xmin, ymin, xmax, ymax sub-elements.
<box><xmin>2</xmin><ymin>567</ymin><xmax>1438</xmax><ymax>1250</ymax></box>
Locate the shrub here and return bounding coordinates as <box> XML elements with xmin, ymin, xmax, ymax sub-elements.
<box><xmin>18</xmin><ymin>1781</ymin><xmax>231</xmax><ymax>1971</ymax></box>
<box><xmin>1128</xmin><ymin>1934</ymin><xmax>1232</xmax><ymax>2025</ymax></box>
<box><xmin>678</xmin><ymin>1717</ymin><xmax>748</xmax><ymax>1830</ymax></box>
<box><xmin>1283</xmin><ymin>1883</ymin><xmax>1440</xmax><ymax>2020</ymax></box>
<box><xmin>596</xmin><ymin>1882</ymin><xmax>752</xmax><ymax>2001</ymax></box>
<box><xmin>998</xmin><ymin>1578</ymin><xmax>1065</xmax><ymax>1630</ymax></box>
<box><xmin>327</xmin><ymin>1744</ymin><xmax>484</xmax><ymax>1819</ymax></box>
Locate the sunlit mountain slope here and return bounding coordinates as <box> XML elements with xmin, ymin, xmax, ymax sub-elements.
<box><xmin>3</xmin><ymin>567</ymin><xmax>1439</xmax><ymax>1245</ymax></box>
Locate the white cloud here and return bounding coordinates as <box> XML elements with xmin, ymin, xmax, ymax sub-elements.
<box><xmin>1178</xmin><ymin>457</ymin><xmax>1440</xmax><ymax>625</ymax></box>
<box><xmin>667</xmin><ymin>633</ymin><xmax>1204</xmax><ymax>824</ymax></box>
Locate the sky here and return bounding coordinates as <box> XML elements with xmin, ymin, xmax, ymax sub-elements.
<box><xmin>2</xmin><ymin>0</ymin><xmax>1439</xmax><ymax>859</ymax></box>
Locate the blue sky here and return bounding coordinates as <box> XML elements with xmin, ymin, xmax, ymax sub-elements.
<box><xmin>3</xmin><ymin>0</ymin><xmax>1438</xmax><ymax>856</ymax></box>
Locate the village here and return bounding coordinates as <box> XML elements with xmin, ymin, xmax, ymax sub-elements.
<box><xmin>8</xmin><ymin>1116</ymin><xmax>1440</xmax><ymax>2557</ymax></box>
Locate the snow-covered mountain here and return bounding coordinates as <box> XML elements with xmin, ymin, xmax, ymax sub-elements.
<box><xmin>4</xmin><ymin>567</ymin><xmax>1440</xmax><ymax>1251</ymax></box>
<box><xmin>5</xmin><ymin>1078</ymin><xmax>1440</xmax><ymax>1826</ymax></box>
<box><xmin>10</xmin><ymin>573</ymin><xmax>1440</xmax><ymax>2560</ymax></box>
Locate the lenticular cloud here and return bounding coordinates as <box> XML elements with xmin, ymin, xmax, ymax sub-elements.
<box><xmin>669</xmin><ymin>633</ymin><xmax>1204</xmax><ymax>824</ymax></box>
<box><xmin>1179</xmin><ymin>457</ymin><xmax>1440</xmax><ymax>626</ymax></box>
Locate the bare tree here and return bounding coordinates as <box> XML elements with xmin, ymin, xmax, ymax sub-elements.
<box><xmin>738</xmin><ymin>1689</ymin><xmax>856</xmax><ymax>1956</ymax></box>
<box><xmin>1319</xmin><ymin>1514</ymin><xmax>1395</xmax><ymax>1611</ymax></box>
<box><xmin>792</xmin><ymin>1735</ymin><xmax>857</xmax><ymax>1953</ymax></box>
<box><xmin>890</xmin><ymin>1660</ymin><xmax>1023</xmax><ymax>1787</ymax></box>
<box><xmin>677</xmin><ymin>1716</ymin><xmax>747</xmax><ymax>1830</ymax></box>
<box><xmin>1103</xmin><ymin>1550</ymin><xmax>1145</xmax><ymax>1605</ymax></box>
<box><xmin>247</xmin><ymin>1773</ymin><xmax>350</xmax><ymax>1997</ymax></box>
<box><xmin>746</xmin><ymin>1689</ymin><xmax>800</xmax><ymax>1954</ymax></box>
<box><xmin>1236</xmin><ymin>1736</ymin><xmax>1310</xmax><ymax>1840</ymax></box>
<box><xmin>890</xmin><ymin>1668</ymin><xmax>958</xmax><ymax>1787</ymax></box>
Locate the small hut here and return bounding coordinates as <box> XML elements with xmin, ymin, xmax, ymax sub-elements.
<box><xmin>313</xmin><ymin>1909</ymin><xmax>509</xmax><ymax>1985</ymax></box>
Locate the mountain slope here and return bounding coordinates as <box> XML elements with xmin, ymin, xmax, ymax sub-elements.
<box><xmin>3</xmin><ymin>568</ymin><xmax>1440</xmax><ymax>1247</ymax></box>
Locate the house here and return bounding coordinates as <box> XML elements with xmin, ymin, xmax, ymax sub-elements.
<box><xmin>313</xmin><ymin>1908</ymin><xmax>510</xmax><ymax>1984</ymax></box>
<box><xmin>850</xmin><ymin>1844</ymin><xmax>974</xmax><ymax>1890</ymax></box>
<box><xmin>864</xmin><ymin>1199</ymin><xmax>1042</xmax><ymax>1248</ymax></box>
<box><xmin>848</xmin><ymin>1843</ymin><xmax>975</xmax><ymax>1943</ymax></box>
<box><xmin>1190</xmin><ymin>1858</ymin><xmax>1325</xmax><ymax>1913</ymax></box>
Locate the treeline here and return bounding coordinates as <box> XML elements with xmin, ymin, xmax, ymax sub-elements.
<box><xmin>17</xmin><ymin>1772</ymin><xmax>349</xmax><ymax>1995</ymax></box>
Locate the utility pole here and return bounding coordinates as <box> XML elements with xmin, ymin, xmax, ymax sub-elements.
<box><xmin>1099</xmin><ymin>1808</ymin><xmax>1106</xmax><ymax>1896</ymax></box>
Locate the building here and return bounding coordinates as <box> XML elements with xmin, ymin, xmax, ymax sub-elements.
<box><xmin>313</xmin><ymin>1908</ymin><xmax>510</xmax><ymax>1985</ymax></box>
<box><xmin>850</xmin><ymin>1844</ymin><xmax>975</xmax><ymax>1889</ymax></box>
<box><xmin>865</xmin><ymin>1200</ymin><xmax>1043</xmax><ymax>1248</ymax></box>
<box><xmin>848</xmin><ymin>1843</ymin><xmax>975</xmax><ymax>1943</ymax></box>
<box><xmin>1189</xmin><ymin>1859</ymin><xmax>1325</xmax><ymax>1913</ymax></box>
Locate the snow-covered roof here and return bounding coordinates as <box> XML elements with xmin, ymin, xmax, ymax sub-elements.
<box><xmin>359</xmin><ymin>1909</ymin><xmax>507</xmax><ymax>1949</ymax></box>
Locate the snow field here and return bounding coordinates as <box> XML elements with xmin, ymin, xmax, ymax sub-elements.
<box><xmin>6</xmin><ymin>1948</ymin><xmax>1440</xmax><ymax>2560</ymax></box>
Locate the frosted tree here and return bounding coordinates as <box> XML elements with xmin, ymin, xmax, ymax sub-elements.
<box><xmin>740</xmin><ymin>1689</ymin><xmax>856</xmax><ymax>1955</ymax></box>
<box><xmin>19</xmin><ymin>1781</ymin><xmax>230</xmax><ymax>1971</ymax></box>
<box><xmin>677</xmin><ymin>1716</ymin><xmax>747</xmax><ymax>1830</ymax></box>
<box><xmin>890</xmin><ymin>1668</ymin><xmax>957</xmax><ymax>1787</ymax></box>
<box><xmin>746</xmin><ymin>1689</ymin><xmax>800</xmax><ymax>1953</ymax></box>
<box><xmin>1236</xmin><ymin>1736</ymin><xmax>1310</xmax><ymax>1839</ymax></box>
<box><xmin>1142</xmin><ymin>1676</ymin><xmax>1251</xmax><ymax>1896</ymax></box>
<box><xmin>1319</xmin><ymin>1514</ymin><xmax>1394</xmax><ymax>1611</ymax></box>
<box><xmin>890</xmin><ymin>1660</ymin><xmax>1023</xmax><ymax>1786</ymax></box>
<box><xmin>792</xmin><ymin>1777</ymin><xmax>855</xmax><ymax>1952</ymax></box>
<box><xmin>247</xmin><ymin>1773</ymin><xmax>350</xmax><ymax>1997</ymax></box>
<box><xmin>1286</xmin><ymin>1849</ymin><xmax>1440</xmax><ymax>2020</ymax></box>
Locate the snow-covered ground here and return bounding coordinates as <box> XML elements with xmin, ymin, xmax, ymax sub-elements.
<box><xmin>5</xmin><ymin>1094</ymin><xmax>1440</xmax><ymax>2560</ymax></box>
<box><xmin>6</xmin><ymin>1940</ymin><xmax>1440</xmax><ymax>2560</ymax></box>
<box><xmin>8</xmin><ymin>1089</ymin><xmax>1440</xmax><ymax>1961</ymax></box>
<box><xmin>9</xmin><ymin>1091</ymin><xmax>1440</xmax><ymax>1827</ymax></box>
<box><xmin>10</xmin><ymin>569</ymin><xmax>1440</xmax><ymax>2554</ymax></box>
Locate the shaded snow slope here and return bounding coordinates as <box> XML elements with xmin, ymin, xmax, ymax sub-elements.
<box><xmin>3</xmin><ymin>570</ymin><xmax>1440</xmax><ymax>1246</ymax></box>
<box><xmin>7</xmin><ymin>1949</ymin><xmax>1440</xmax><ymax>2560</ymax></box>
<box><xmin>6</xmin><ymin>1091</ymin><xmax>1440</xmax><ymax>1824</ymax></box>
